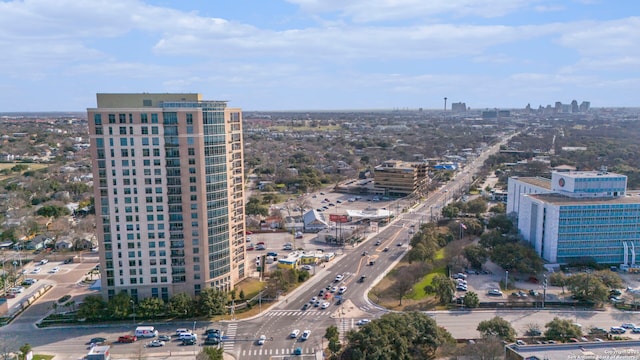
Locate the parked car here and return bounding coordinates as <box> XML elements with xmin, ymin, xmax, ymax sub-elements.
<box><xmin>182</xmin><ymin>338</ymin><xmax>196</xmax><ymax>345</ymax></box>
<box><xmin>158</xmin><ymin>335</ymin><xmax>171</xmax><ymax>341</ymax></box>
<box><xmin>356</xmin><ymin>319</ymin><xmax>371</xmax><ymax>326</ymax></box>
<box><xmin>487</xmin><ymin>289</ymin><xmax>503</xmax><ymax>296</ymax></box>
<box><xmin>610</xmin><ymin>326</ymin><xmax>626</xmax><ymax>334</ymax></box>
<box><xmin>88</xmin><ymin>337</ymin><xmax>107</xmax><ymax>345</ymax></box>
<box><xmin>621</xmin><ymin>323</ymin><xmax>637</xmax><ymax>329</ymax></box>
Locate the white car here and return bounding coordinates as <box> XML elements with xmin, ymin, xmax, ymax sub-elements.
<box><xmin>356</xmin><ymin>319</ymin><xmax>370</xmax><ymax>326</ymax></box>
<box><xmin>310</xmin><ymin>296</ymin><xmax>318</xmax><ymax>303</ymax></box>
<box><xmin>176</xmin><ymin>328</ymin><xmax>191</xmax><ymax>335</ymax></box>
<box><xmin>321</xmin><ymin>302</ymin><xmax>330</xmax><ymax>309</ymax></box>
<box><xmin>330</xmin><ymin>286</ymin><xmax>338</xmax><ymax>293</ymax></box>
<box><xmin>49</xmin><ymin>266</ymin><xmax>60</xmax><ymax>273</ymax></box>
<box><xmin>301</xmin><ymin>330</ymin><xmax>311</xmax><ymax>341</ymax></box>
<box><xmin>338</xmin><ymin>286</ymin><xmax>347</xmax><ymax>294</ymax></box>
<box><xmin>487</xmin><ymin>289</ymin><xmax>503</xmax><ymax>296</ymax></box>
<box><xmin>257</xmin><ymin>334</ymin><xmax>266</xmax><ymax>345</ymax></box>
<box><xmin>302</xmin><ymin>265</ymin><xmax>312</xmax><ymax>271</ymax></box>
<box><xmin>148</xmin><ymin>340</ymin><xmax>165</xmax><ymax>347</ymax></box>
<box><xmin>31</xmin><ymin>267</ymin><xmax>41</xmax><ymax>274</ymax></box>
<box><xmin>290</xmin><ymin>329</ymin><xmax>300</xmax><ymax>338</ymax></box>
<box><xmin>334</xmin><ymin>274</ymin><xmax>344</xmax><ymax>282</ymax></box>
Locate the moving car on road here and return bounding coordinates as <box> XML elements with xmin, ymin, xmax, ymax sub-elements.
<box><xmin>118</xmin><ymin>335</ymin><xmax>137</xmax><ymax>343</ymax></box>
<box><xmin>301</xmin><ymin>330</ymin><xmax>311</xmax><ymax>341</ymax></box>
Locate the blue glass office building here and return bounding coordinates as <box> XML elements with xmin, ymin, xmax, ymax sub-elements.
<box><xmin>514</xmin><ymin>171</ymin><xmax>640</xmax><ymax>265</ymax></box>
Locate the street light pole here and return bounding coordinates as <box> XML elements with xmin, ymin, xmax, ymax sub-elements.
<box><xmin>130</xmin><ymin>300</ymin><xmax>136</xmax><ymax>324</ymax></box>
<box><xmin>542</xmin><ymin>274</ymin><xmax>547</xmax><ymax>308</ymax></box>
<box><xmin>505</xmin><ymin>270</ymin><xmax>509</xmax><ymax>290</ymax></box>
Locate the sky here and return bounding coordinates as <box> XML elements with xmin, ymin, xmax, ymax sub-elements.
<box><xmin>0</xmin><ymin>0</ymin><xmax>639</xmax><ymax>111</ymax></box>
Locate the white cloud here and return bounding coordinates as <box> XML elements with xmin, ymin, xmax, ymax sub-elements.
<box><xmin>286</xmin><ymin>0</ymin><xmax>543</xmax><ymax>22</ymax></box>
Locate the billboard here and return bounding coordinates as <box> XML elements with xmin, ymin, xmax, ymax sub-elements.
<box><xmin>329</xmin><ymin>214</ymin><xmax>349</xmax><ymax>223</ymax></box>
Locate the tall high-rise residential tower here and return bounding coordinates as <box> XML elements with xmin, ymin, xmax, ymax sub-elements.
<box><xmin>88</xmin><ymin>93</ymin><xmax>247</xmax><ymax>301</ymax></box>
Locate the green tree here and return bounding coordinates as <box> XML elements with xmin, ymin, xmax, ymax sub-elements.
<box><xmin>491</xmin><ymin>242</ymin><xmax>544</xmax><ymax>274</ymax></box>
<box><xmin>463</xmin><ymin>245</ymin><xmax>488</xmax><ymax>270</ymax></box>
<box><xmin>169</xmin><ymin>292</ymin><xmax>194</xmax><ymax>317</ymax></box>
<box><xmin>565</xmin><ymin>273</ymin><xmax>609</xmax><ymax>303</ymax></box>
<box><xmin>196</xmin><ymin>288</ymin><xmax>227</xmax><ymax>317</ymax></box>
<box><xmin>137</xmin><ymin>297</ymin><xmax>165</xmax><ymax>318</ymax></box>
<box><xmin>477</xmin><ymin>316</ymin><xmax>517</xmax><ymax>342</ymax></box>
<box><xmin>465</xmin><ymin>198</ymin><xmax>488</xmax><ymax>215</ymax></box>
<box><xmin>325</xmin><ymin>325</ymin><xmax>341</xmax><ymax>358</ymax></box>
<box><xmin>246</xmin><ymin>196</ymin><xmax>269</xmax><ymax>216</ymax></box>
<box><xmin>106</xmin><ymin>292</ymin><xmax>132</xmax><ymax>320</ymax></box>
<box><xmin>19</xmin><ymin>343</ymin><xmax>31</xmax><ymax>360</ymax></box>
<box><xmin>544</xmin><ymin>317</ymin><xmax>582</xmax><ymax>341</ymax></box>
<box><xmin>35</xmin><ymin>204</ymin><xmax>71</xmax><ymax>218</ymax></box>
<box><xmin>486</xmin><ymin>214</ymin><xmax>514</xmax><ymax>233</ymax></box>
<box><xmin>463</xmin><ymin>291</ymin><xmax>480</xmax><ymax>308</ymax></box>
<box><xmin>77</xmin><ymin>295</ymin><xmax>107</xmax><ymax>320</ymax></box>
<box><xmin>341</xmin><ymin>312</ymin><xmax>454</xmax><ymax>360</ymax></box>
<box><xmin>196</xmin><ymin>346</ymin><xmax>224</xmax><ymax>360</ymax></box>
<box><xmin>428</xmin><ymin>274</ymin><xmax>456</xmax><ymax>305</ymax></box>
<box><xmin>441</xmin><ymin>205</ymin><xmax>459</xmax><ymax>219</ymax></box>
<box><xmin>549</xmin><ymin>272</ymin><xmax>568</xmax><ymax>294</ymax></box>
<box><xmin>489</xmin><ymin>203</ymin><xmax>506</xmax><ymax>214</ymax></box>
<box><xmin>593</xmin><ymin>270</ymin><xmax>623</xmax><ymax>289</ymax></box>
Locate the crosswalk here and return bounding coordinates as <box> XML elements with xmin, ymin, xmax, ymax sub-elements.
<box><xmin>223</xmin><ymin>323</ymin><xmax>238</xmax><ymax>351</ymax></box>
<box><xmin>238</xmin><ymin>346</ymin><xmax>316</xmax><ymax>357</ymax></box>
<box><xmin>265</xmin><ymin>309</ymin><xmax>334</xmax><ymax>317</ymax></box>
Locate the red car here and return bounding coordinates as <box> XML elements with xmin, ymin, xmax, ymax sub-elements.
<box><xmin>118</xmin><ymin>335</ymin><xmax>137</xmax><ymax>343</ymax></box>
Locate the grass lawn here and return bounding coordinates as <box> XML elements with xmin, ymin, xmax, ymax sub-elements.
<box><xmin>0</xmin><ymin>163</ymin><xmax>49</xmax><ymax>181</ymax></box>
<box><xmin>409</xmin><ymin>267</ymin><xmax>447</xmax><ymax>300</ymax></box>
<box><xmin>434</xmin><ymin>248</ymin><xmax>445</xmax><ymax>261</ymax></box>
<box><xmin>33</xmin><ymin>356</ymin><xmax>54</xmax><ymax>360</ymax></box>
<box><xmin>235</xmin><ymin>277</ymin><xmax>264</xmax><ymax>299</ymax></box>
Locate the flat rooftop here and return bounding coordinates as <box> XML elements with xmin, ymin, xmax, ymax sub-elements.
<box><xmin>557</xmin><ymin>170</ymin><xmax>625</xmax><ymax>179</ymax></box>
<box><xmin>514</xmin><ymin>176</ymin><xmax>552</xmax><ymax>190</ymax></box>
<box><xmin>529</xmin><ymin>192</ymin><xmax>640</xmax><ymax>206</ymax></box>
<box><xmin>508</xmin><ymin>340</ymin><xmax>640</xmax><ymax>360</ymax></box>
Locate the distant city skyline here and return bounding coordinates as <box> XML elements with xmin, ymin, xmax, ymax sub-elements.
<box><xmin>0</xmin><ymin>0</ymin><xmax>638</xmax><ymax>111</ymax></box>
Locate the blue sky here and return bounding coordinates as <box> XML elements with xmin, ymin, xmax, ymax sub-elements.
<box><xmin>0</xmin><ymin>0</ymin><xmax>638</xmax><ymax>111</ymax></box>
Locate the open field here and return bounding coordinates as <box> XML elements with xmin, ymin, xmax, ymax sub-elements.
<box><xmin>0</xmin><ymin>163</ymin><xmax>50</xmax><ymax>181</ymax></box>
